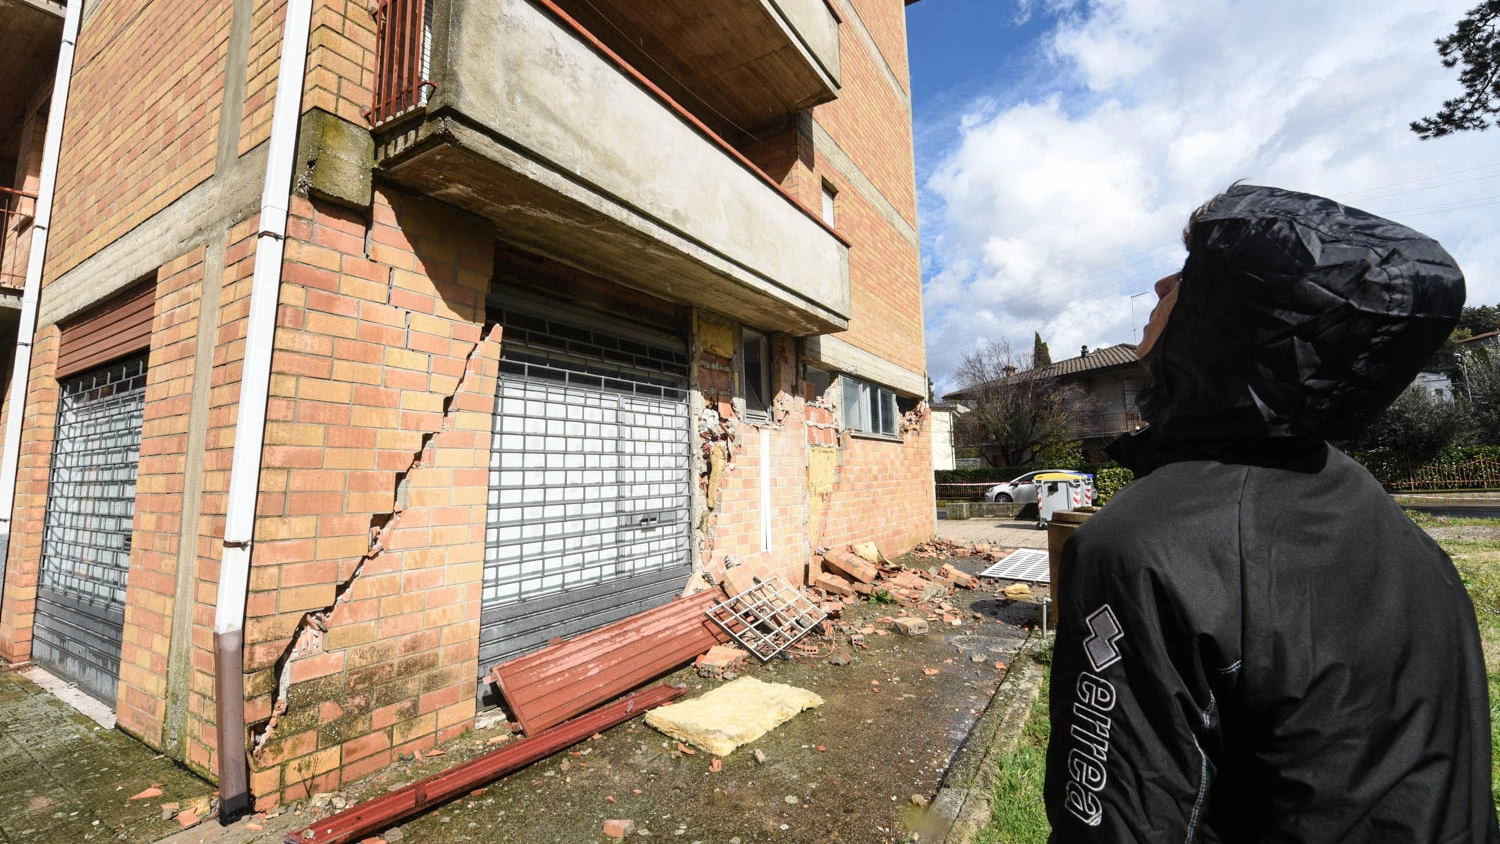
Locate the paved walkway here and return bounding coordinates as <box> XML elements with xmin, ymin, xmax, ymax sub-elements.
<box><xmin>935</xmin><ymin>514</ymin><xmax>1049</xmax><ymax>549</ymax></box>
<box><xmin>0</xmin><ymin>664</ymin><xmax>214</xmax><ymax>844</ymax></box>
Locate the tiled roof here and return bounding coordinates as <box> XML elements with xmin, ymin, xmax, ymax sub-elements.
<box><xmin>943</xmin><ymin>343</ymin><xmax>1143</xmax><ymax>400</ymax></box>
<box><xmin>1044</xmin><ymin>343</ymin><xmax>1141</xmax><ymax>376</ymax></box>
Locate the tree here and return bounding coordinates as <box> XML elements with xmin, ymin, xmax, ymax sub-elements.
<box><xmin>1460</xmin><ymin>304</ymin><xmax>1500</xmax><ymax>336</ymax></box>
<box><xmin>1412</xmin><ymin>0</ymin><xmax>1500</xmax><ymax>139</ymax></box>
<box><xmin>950</xmin><ymin>340</ymin><xmax>1079</xmax><ymax>467</ymax></box>
<box><xmin>1462</xmin><ymin>344</ymin><xmax>1500</xmax><ymax>443</ymax></box>
<box><xmin>1032</xmin><ymin>332</ymin><xmax>1052</xmax><ymax>368</ymax></box>
<box><xmin>1342</xmin><ymin>384</ymin><xmax>1467</xmax><ymax>458</ymax></box>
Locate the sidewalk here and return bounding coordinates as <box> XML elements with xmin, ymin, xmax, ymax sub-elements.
<box><xmin>935</xmin><ymin>514</ymin><xmax>1049</xmax><ymax>550</ymax></box>
<box><xmin>0</xmin><ymin>664</ymin><xmax>215</xmax><ymax>844</ymax></box>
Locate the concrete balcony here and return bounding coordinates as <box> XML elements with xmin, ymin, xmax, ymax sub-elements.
<box><xmin>375</xmin><ymin>0</ymin><xmax>851</xmax><ymax>335</ymax></box>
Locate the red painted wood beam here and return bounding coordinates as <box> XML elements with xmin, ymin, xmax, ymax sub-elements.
<box><xmin>283</xmin><ymin>684</ymin><xmax>686</xmax><ymax>844</ymax></box>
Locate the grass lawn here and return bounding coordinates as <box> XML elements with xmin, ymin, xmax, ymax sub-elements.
<box><xmin>977</xmin><ymin>513</ymin><xmax>1500</xmax><ymax>842</ymax></box>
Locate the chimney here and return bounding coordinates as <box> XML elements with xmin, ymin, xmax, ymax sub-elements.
<box><xmin>1003</xmin><ymin>364</ymin><xmax>1017</xmax><ymax>377</ymax></box>
<box><xmin>1080</xmin><ymin>345</ymin><xmax>1090</xmax><ymax>357</ymax></box>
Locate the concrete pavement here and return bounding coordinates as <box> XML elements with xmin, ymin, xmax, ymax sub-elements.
<box><xmin>0</xmin><ymin>664</ymin><xmax>215</xmax><ymax>844</ymax></box>
<box><xmin>935</xmin><ymin>514</ymin><xmax>1049</xmax><ymax>550</ymax></box>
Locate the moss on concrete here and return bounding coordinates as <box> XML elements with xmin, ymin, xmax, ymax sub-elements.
<box><xmin>295</xmin><ymin>108</ymin><xmax>375</xmax><ymax>210</ymax></box>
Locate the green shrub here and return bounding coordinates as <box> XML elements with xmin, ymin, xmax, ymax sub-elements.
<box><xmin>1095</xmin><ymin>466</ymin><xmax>1135</xmax><ymax>505</ymax></box>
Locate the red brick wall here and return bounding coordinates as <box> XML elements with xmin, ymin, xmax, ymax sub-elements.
<box><xmin>242</xmin><ymin>0</ymin><xmax>378</xmax><ymax>158</ymax></box>
<box><xmin>116</xmin><ymin>248</ymin><xmax>207</xmax><ymax>745</ymax></box>
<box><xmin>240</xmin><ymin>188</ymin><xmax>495</xmax><ymax>808</ymax></box>
<box><xmin>848</xmin><ymin>0</ymin><xmax>911</xmax><ymax>92</ymax></box>
<box><xmin>817</xmin><ymin>422</ymin><xmax>935</xmax><ymax>556</ymax></box>
<box><xmin>697</xmin><ymin>324</ymin><xmax>934</xmax><ymax>587</ymax></box>
<box><xmin>47</xmin><ymin>0</ymin><xmax>231</xmax><ymax>279</ymax></box>
<box><xmin>0</xmin><ymin>327</ymin><xmax>59</xmax><ymax>663</ymax></box>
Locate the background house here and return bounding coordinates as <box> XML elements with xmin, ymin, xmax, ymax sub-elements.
<box><xmin>943</xmin><ymin>341</ymin><xmax>1146</xmax><ymax>464</ymax></box>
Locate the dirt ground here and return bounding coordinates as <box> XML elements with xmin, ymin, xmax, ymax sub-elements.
<box><xmin>248</xmin><ymin>553</ymin><xmax>1046</xmax><ymax>844</ymax></box>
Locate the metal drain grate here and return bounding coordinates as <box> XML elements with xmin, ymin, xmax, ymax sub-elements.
<box><xmin>978</xmin><ymin>548</ymin><xmax>1052</xmax><ymax>583</ymax></box>
<box><xmin>706</xmin><ymin>578</ymin><xmax>826</xmax><ymax>661</ymax></box>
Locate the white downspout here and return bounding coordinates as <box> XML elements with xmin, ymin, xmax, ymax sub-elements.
<box><xmin>214</xmin><ymin>0</ymin><xmax>313</xmax><ymax>822</ymax></box>
<box><xmin>0</xmin><ymin>0</ymin><xmax>82</xmax><ymax>618</ymax></box>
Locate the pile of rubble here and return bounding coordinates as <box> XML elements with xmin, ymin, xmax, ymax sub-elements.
<box><xmin>908</xmin><ymin>538</ymin><xmax>1014</xmax><ymax>561</ymax></box>
<box><xmin>808</xmin><ymin>543</ymin><xmax>981</xmax><ymax>607</ymax></box>
<box><xmin>696</xmin><ymin>540</ymin><xmax>1034</xmax><ymax>676</ymax></box>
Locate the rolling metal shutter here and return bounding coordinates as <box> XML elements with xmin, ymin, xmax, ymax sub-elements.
<box><xmin>479</xmin><ymin>306</ymin><xmax>693</xmax><ymax>677</ymax></box>
<box><xmin>32</xmin><ymin>354</ymin><xmax>148</xmax><ymax>706</ymax></box>
<box><xmin>55</xmin><ymin>281</ymin><xmax>154</xmax><ymax>379</ymax></box>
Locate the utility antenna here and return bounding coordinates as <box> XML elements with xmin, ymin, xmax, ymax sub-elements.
<box><xmin>1129</xmin><ymin>292</ymin><xmax>1152</xmax><ymax>341</ymax></box>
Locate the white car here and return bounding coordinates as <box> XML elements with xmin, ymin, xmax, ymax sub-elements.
<box><xmin>984</xmin><ymin>469</ymin><xmax>1091</xmax><ymax>504</ymax></box>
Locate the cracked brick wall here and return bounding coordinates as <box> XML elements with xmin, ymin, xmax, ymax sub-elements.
<box><xmin>238</xmin><ymin>188</ymin><xmax>496</xmax><ymax>808</ymax></box>
<box><xmin>693</xmin><ymin>318</ymin><xmax>934</xmax><ymax>592</ymax></box>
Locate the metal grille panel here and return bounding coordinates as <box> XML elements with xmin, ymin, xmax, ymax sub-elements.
<box><xmin>978</xmin><ymin>548</ymin><xmax>1052</xmax><ymax>583</ymax></box>
<box><xmin>480</xmin><ymin>311</ymin><xmax>693</xmax><ymax>673</ymax></box>
<box><xmin>32</xmin><ymin>355</ymin><xmax>148</xmax><ymax>706</ymax></box>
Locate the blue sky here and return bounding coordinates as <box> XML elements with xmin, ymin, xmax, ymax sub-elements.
<box><xmin>907</xmin><ymin>0</ymin><xmax>1498</xmax><ymax>395</ymax></box>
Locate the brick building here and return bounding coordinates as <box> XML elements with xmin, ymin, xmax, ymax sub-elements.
<box><xmin>0</xmin><ymin>0</ymin><xmax>932</xmax><ymax>812</ymax></box>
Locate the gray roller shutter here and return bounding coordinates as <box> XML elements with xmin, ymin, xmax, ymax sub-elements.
<box><xmin>32</xmin><ymin>354</ymin><xmax>148</xmax><ymax>706</ymax></box>
<box><xmin>479</xmin><ymin>306</ymin><xmax>693</xmax><ymax>678</ymax></box>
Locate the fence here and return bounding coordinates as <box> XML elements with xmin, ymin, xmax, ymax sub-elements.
<box><xmin>0</xmin><ymin>185</ymin><xmax>38</xmax><ymax>290</ymax></box>
<box><xmin>1363</xmin><ymin>453</ymin><xmax>1500</xmax><ymax>492</ymax></box>
<box><xmin>368</xmin><ymin>0</ymin><xmax>432</xmax><ymax>126</ymax></box>
<box><xmin>935</xmin><ymin>482</ymin><xmax>1001</xmax><ymax>502</ymax></box>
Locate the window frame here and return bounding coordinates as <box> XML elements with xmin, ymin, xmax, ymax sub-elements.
<box><xmin>841</xmin><ymin>375</ymin><xmax>901</xmax><ymax>439</ymax></box>
<box><xmin>740</xmin><ymin>327</ymin><xmax>771</xmax><ymax>421</ymax></box>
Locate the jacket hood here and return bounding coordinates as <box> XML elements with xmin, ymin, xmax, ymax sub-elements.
<box><xmin>1138</xmin><ymin>184</ymin><xmax>1465</xmax><ymax>443</ymax></box>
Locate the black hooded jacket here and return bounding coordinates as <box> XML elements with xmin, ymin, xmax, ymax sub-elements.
<box><xmin>1044</xmin><ymin>186</ymin><xmax>1498</xmax><ymax>843</ymax></box>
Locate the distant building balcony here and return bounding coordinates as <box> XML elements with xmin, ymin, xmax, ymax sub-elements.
<box><xmin>370</xmin><ymin>0</ymin><xmax>851</xmax><ymax>335</ymax></box>
<box><xmin>1071</xmin><ymin>411</ymin><xmax>1142</xmax><ymax>439</ymax></box>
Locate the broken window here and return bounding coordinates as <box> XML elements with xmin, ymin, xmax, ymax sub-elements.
<box><xmin>741</xmin><ymin>328</ymin><xmax>770</xmax><ymax>419</ymax></box>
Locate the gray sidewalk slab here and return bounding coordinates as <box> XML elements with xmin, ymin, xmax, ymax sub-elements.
<box><xmin>935</xmin><ymin>514</ymin><xmax>1049</xmax><ymax>550</ymax></box>
<box><xmin>0</xmin><ymin>664</ymin><xmax>215</xmax><ymax>844</ymax></box>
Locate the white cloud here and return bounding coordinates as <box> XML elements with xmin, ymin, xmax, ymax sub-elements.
<box><xmin>920</xmin><ymin>0</ymin><xmax>1491</xmax><ymax>395</ymax></box>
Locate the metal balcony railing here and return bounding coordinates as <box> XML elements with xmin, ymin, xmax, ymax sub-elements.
<box><xmin>0</xmin><ymin>186</ymin><xmax>39</xmax><ymax>290</ymax></box>
<box><xmin>1071</xmin><ymin>411</ymin><xmax>1143</xmax><ymax>438</ymax></box>
<box><xmin>368</xmin><ymin>0</ymin><xmax>433</xmax><ymax>126</ymax></box>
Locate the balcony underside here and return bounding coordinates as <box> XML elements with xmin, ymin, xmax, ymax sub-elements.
<box><xmin>551</xmin><ymin>0</ymin><xmax>840</xmax><ymax>134</ymax></box>
<box><xmin>0</xmin><ymin>0</ymin><xmax>64</xmax><ymax>162</ymax></box>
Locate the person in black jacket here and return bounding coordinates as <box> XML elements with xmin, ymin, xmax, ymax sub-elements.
<box><xmin>1044</xmin><ymin>184</ymin><xmax>1499</xmax><ymax>843</ymax></box>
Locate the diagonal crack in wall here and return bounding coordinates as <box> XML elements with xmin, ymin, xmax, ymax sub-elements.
<box><xmin>250</xmin><ymin>321</ymin><xmax>498</xmax><ymax>757</ymax></box>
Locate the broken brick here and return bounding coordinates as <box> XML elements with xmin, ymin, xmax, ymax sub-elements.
<box><xmin>939</xmin><ymin>564</ymin><xmax>980</xmax><ymax>589</ymax></box>
<box><xmin>823</xmin><ymin>550</ymin><xmax>879</xmax><ymax>584</ymax></box>
<box><xmin>813</xmin><ymin>573</ymin><xmax>853</xmax><ymax>597</ymax></box>
<box><xmin>892</xmin><ymin>617</ymin><xmax>929</xmax><ymax>636</ymax></box>
<box><xmin>696</xmin><ymin>644</ymin><xmax>750</xmax><ymax>679</ymax></box>
<box><xmin>604</xmin><ymin>819</ymin><xmax>636</xmax><ymax>838</ymax></box>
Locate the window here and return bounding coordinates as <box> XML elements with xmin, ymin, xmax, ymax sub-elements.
<box><xmin>741</xmin><ymin>328</ymin><xmax>771</xmax><ymax>418</ymax></box>
<box><xmin>821</xmin><ymin>182</ymin><xmax>837</xmax><ymax>227</ymax></box>
<box><xmin>842</xmin><ymin>376</ymin><xmax>900</xmax><ymax>437</ymax></box>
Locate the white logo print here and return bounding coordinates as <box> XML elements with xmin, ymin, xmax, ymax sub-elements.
<box><xmin>1082</xmin><ymin>604</ymin><xmax>1124</xmax><ymax>671</ymax></box>
<box><xmin>1064</xmin><ymin>670</ymin><xmax>1118</xmax><ymax>826</ymax></box>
